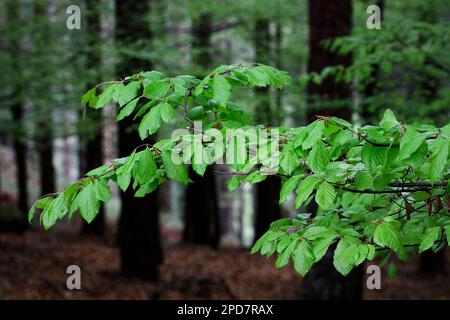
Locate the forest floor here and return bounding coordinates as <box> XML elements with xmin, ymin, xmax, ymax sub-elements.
<box><xmin>0</xmin><ymin>229</ymin><xmax>449</xmax><ymax>299</ymax></box>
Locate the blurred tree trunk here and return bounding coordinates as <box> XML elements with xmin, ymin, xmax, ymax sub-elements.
<box><xmin>116</xmin><ymin>0</ymin><xmax>163</xmax><ymax>281</ymax></box>
<box><xmin>6</xmin><ymin>1</ymin><xmax>29</xmax><ymax>231</ymax></box>
<box><xmin>12</xmin><ymin>105</ymin><xmax>28</xmax><ymax>222</ymax></box>
<box><xmin>80</xmin><ymin>1</ymin><xmax>105</xmax><ymax>235</ymax></box>
<box><xmin>360</xmin><ymin>0</ymin><xmax>384</xmax><ymax>123</ymax></box>
<box><xmin>33</xmin><ymin>0</ymin><xmax>55</xmax><ymax>198</ymax></box>
<box><xmin>302</xmin><ymin>0</ymin><xmax>363</xmax><ymax>300</ymax></box>
<box><xmin>253</xmin><ymin>19</ymin><xmax>282</xmax><ymax>241</ymax></box>
<box><xmin>184</xmin><ymin>13</ymin><xmax>220</xmax><ymax>249</ymax></box>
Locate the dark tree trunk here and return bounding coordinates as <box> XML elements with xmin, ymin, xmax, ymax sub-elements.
<box><xmin>184</xmin><ymin>167</ymin><xmax>220</xmax><ymax>249</ymax></box>
<box><xmin>12</xmin><ymin>104</ymin><xmax>29</xmax><ymax>230</ymax></box>
<box><xmin>183</xmin><ymin>13</ymin><xmax>221</xmax><ymax>248</ymax></box>
<box><xmin>80</xmin><ymin>1</ymin><xmax>105</xmax><ymax>235</ymax></box>
<box><xmin>38</xmin><ymin>135</ymin><xmax>55</xmax><ymax>196</ymax></box>
<box><xmin>303</xmin><ymin>0</ymin><xmax>362</xmax><ymax>300</ymax></box>
<box><xmin>302</xmin><ymin>246</ymin><xmax>364</xmax><ymax>299</ymax></box>
<box><xmin>253</xmin><ymin>19</ymin><xmax>282</xmax><ymax>241</ymax></box>
<box><xmin>116</xmin><ymin>0</ymin><xmax>163</xmax><ymax>281</ymax></box>
<box><xmin>7</xmin><ymin>1</ymin><xmax>29</xmax><ymax>231</ymax></box>
<box><xmin>306</xmin><ymin>0</ymin><xmax>353</xmax><ymax>123</ymax></box>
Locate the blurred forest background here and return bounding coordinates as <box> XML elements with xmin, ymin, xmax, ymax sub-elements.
<box><xmin>0</xmin><ymin>0</ymin><xmax>449</xmax><ymax>299</ymax></box>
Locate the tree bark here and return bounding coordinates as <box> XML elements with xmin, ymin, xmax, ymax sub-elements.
<box><xmin>253</xmin><ymin>19</ymin><xmax>282</xmax><ymax>241</ymax></box>
<box><xmin>80</xmin><ymin>1</ymin><xmax>105</xmax><ymax>235</ymax></box>
<box><xmin>183</xmin><ymin>13</ymin><xmax>221</xmax><ymax>248</ymax></box>
<box><xmin>302</xmin><ymin>0</ymin><xmax>363</xmax><ymax>300</ymax></box>
<box><xmin>116</xmin><ymin>0</ymin><xmax>163</xmax><ymax>281</ymax></box>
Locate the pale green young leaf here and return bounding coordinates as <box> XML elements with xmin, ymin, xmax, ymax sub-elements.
<box><xmin>295</xmin><ymin>175</ymin><xmax>320</xmax><ymax>209</ymax></box>
<box><xmin>213</xmin><ymin>75</ymin><xmax>231</xmax><ymax>106</ymax></box>
<box><xmin>143</xmin><ymin>80</ymin><xmax>170</xmax><ymax>99</ymax></box>
<box><xmin>279</xmin><ymin>175</ymin><xmax>301</xmax><ymax>204</ymax></box>
<box><xmin>293</xmin><ymin>240</ymin><xmax>315</xmax><ymax>276</ymax></box>
<box><xmin>161</xmin><ymin>151</ymin><xmax>188</xmax><ymax>185</ymax></box>
<box><xmin>116</xmin><ymin>97</ymin><xmax>140</xmax><ymax>121</ymax></box>
<box><xmin>419</xmin><ymin>226</ymin><xmax>440</xmax><ymax>253</ymax></box>
<box><xmin>77</xmin><ymin>183</ymin><xmax>100</xmax><ymax>224</ymax></box>
<box><xmin>307</xmin><ymin>140</ymin><xmax>330</xmax><ymax>172</ymax></box>
<box><xmin>399</xmin><ymin>126</ymin><xmax>426</xmax><ymax>160</ymax></box>
<box><xmin>315</xmin><ymin>181</ymin><xmax>336</xmax><ymax>209</ymax></box>
<box><xmin>373</xmin><ymin>223</ymin><xmax>403</xmax><ymax>253</ymax></box>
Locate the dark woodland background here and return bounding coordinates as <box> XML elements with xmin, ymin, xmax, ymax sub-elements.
<box><xmin>0</xmin><ymin>0</ymin><xmax>449</xmax><ymax>299</ymax></box>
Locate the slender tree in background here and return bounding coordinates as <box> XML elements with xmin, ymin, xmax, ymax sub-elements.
<box><xmin>184</xmin><ymin>13</ymin><xmax>220</xmax><ymax>249</ymax></box>
<box><xmin>6</xmin><ymin>1</ymin><xmax>28</xmax><ymax>231</ymax></box>
<box><xmin>253</xmin><ymin>18</ymin><xmax>282</xmax><ymax>241</ymax></box>
<box><xmin>80</xmin><ymin>2</ymin><xmax>105</xmax><ymax>235</ymax></box>
<box><xmin>360</xmin><ymin>0</ymin><xmax>384</xmax><ymax>123</ymax></box>
<box><xmin>302</xmin><ymin>0</ymin><xmax>363</xmax><ymax>299</ymax></box>
<box><xmin>33</xmin><ymin>0</ymin><xmax>56</xmax><ymax>198</ymax></box>
<box><xmin>116</xmin><ymin>0</ymin><xmax>163</xmax><ymax>281</ymax></box>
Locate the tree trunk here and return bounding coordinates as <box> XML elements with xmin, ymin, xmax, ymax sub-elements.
<box><xmin>12</xmin><ymin>104</ymin><xmax>29</xmax><ymax>231</ymax></box>
<box><xmin>184</xmin><ymin>167</ymin><xmax>220</xmax><ymax>249</ymax></box>
<box><xmin>360</xmin><ymin>0</ymin><xmax>384</xmax><ymax>123</ymax></box>
<box><xmin>116</xmin><ymin>0</ymin><xmax>163</xmax><ymax>281</ymax></box>
<box><xmin>183</xmin><ymin>13</ymin><xmax>221</xmax><ymax>248</ymax></box>
<box><xmin>302</xmin><ymin>0</ymin><xmax>362</xmax><ymax>300</ymax></box>
<box><xmin>80</xmin><ymin>1</ymin><xmax>105</xmax><ymax>235</ymax></box>
<box><xmin>253</xmin><ymin>19</ymin><xmax>282</xmax><ymax>241</ymax></box>
<box><xmin>7</xmin><ymin>1</ymin><xmax>29</xmax><ymax>231</ymax></box>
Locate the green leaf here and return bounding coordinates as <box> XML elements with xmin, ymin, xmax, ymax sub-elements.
<box><xmin>399</xmin><ymin>126</ymin><xmax>426</xmax><ymax>160</ymax></box>
<box><xmin>245</xmin><ymin>171</ymin><xmax>268</xmax><ymax>184</ymax></box>
<box><xmin>379</xmin><ymin>109</ymin><xmax>400</xmax><ymax>131</ymax></box>
<box><xmin>28</xmin><ymin>196</ymin><xmax>52</xmax><ymax>223</ymax></box>
<box><xmin>280</xmin><ymin>148</ymin><xmax>300</xmax><ymax>174</ymax></box>
<box><xmin>445</xmin><ymin>226</ymin><xmax>450</xmax><ymax>246</ymax></box>
<box><xmin>143</xmin><ymin>80</ymin><xmax>170</xmax><ymax>99</ymax></box>
<box><xmin>226</xmin><ymin>175</ymin><xmax>242</xmax><ymax>191</ymax></box>
<box><xmin>194</xmin><ymin>75</ymin><xmax>210</xmax><ymax>96</ymax></box>
<box><xmin>77</xmin><ymin>183</ymin><xmax>100</xmax><ymax>224</ymax></box>
<box><xmin>361</xmin><ymin>144</ymin><xmax>387</xmax><ymax>169</ymax></box>
<box><xmin>86</xmin><ymin>164</ymin><xmax>110</xmax><ymax>177</ymax></box>
<box><xmin>312</xmin><ymin>234</ymin><xmax>337</xmax><ymax>262</ymax></box>
<box><xmin>429</xmin><ymin>136</ymin><xmax>449</xmax><ymax>182</ymax></box>
<box><xmin>373</xmin><ymin>223</ymin><xmax>403</xmax><ymax>253</ymax></box>
<box><xmin>302</xmin><ymin>121</ymin><xmax>325</xmax><ymax>150</ymax></box>
<box><xmin>161</xmin><ymin>151</ymin><xmax>188</xmax><ymax>185</ymax></box>
<box><xmin>116</xmin><ymin>97</ymin><xmax>140</xmax><ymax>121</ymax></box>
<box><xmin>293</xmin><ymin>240</ymin><xmax>315</xmax><ymax>276</ymax></box>
<box><xmin>138</xmin><ymin>104</ymin><xmax>162</xmax><ymax>140</ymax></box>
<box><xmin>354</xmin><ymin>171</ymin><xmax>373</xmax><ymax>189</ymax></box>
<box><xmin>303</xmin><ymin>226</ymin><xmax>329</xmax><ymax>240</ymax></box>
<box><xmin>333</xmin><ymin>237</ymin><xmax>361</xmax><ymax>276</ymax></box>
<box><xmin>419</xmin><ymin>226</ymin><xmax>440</xmax><ymax>253</ymax></box>
<box><xmin>295</xmin><ymin>175</ymin><xmax>320</xmax><ymax>209</ymax></box>
<box><xmin>275</xmin><ymin>239</ymin><xmax>297</xmax><ymax>269</ymax></box>
<box><xmin>279</xmin><ymin>175</ymin><xmax>301</xmax><ymax>204</ymax></box>
<box><xmin>92</xmin><ymin>180</ymin><xmax>111</xmax><ymax>202</ymax></box>
<box><xmin>131</xmin><ymin>149</ymin><xmax>157</xmax><ymax>184</ymax></box>
<box><xmin>118</xmin><ymin>81</ymin><xmax>141</xmax><ymax>106</ymax></box>
<box><xmin>315</xmin><ymin>181</ymin><xmax>336</xmax><ymax>209</ymax></box>
<box><xmin>82</xmin><ymin>87</ymin><xmax>97</xmax><ymax>108</ymax></box>
<box><xmin>160</xmin><ymin>101</ymin><xmax>175</xmax><ymax>123</ymax></box>
<box><xmin>95</xmin><ymin>84</ymin><xmax>116</xmax><ymax>109</ymax></box>
<box><xmin>213</xmin><ymin>75</ymin><xmax>231</xmax><ymax>106</ymax></box>
<box><xmin>307</xmin><ymin>140</ymin><xmax>329</xmax><ymax>172</ymax></box>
